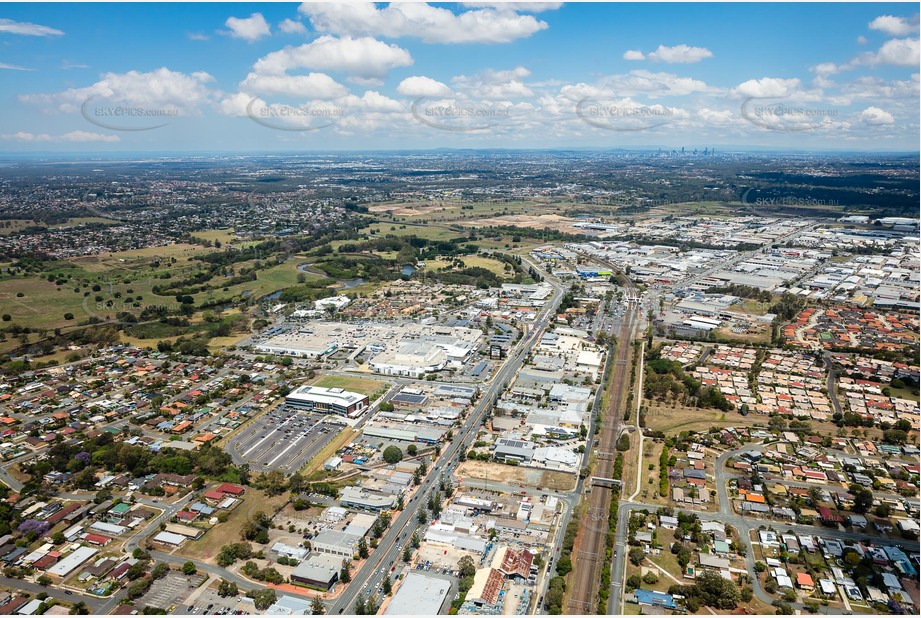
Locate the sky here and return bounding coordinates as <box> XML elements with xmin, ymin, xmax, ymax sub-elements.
<box><xmin>0</xmin><ymin>1</ymin><xmax>918</xmax><ymax>152</ymax></box>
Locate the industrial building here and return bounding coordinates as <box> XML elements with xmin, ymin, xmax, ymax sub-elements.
<box><xmin>339</xmin><ymin>486</ymin><xmax>398</xmax><ymax>511</ymax></box>
<box><xmin>385</xmin><ymin>572</ymin><xmax>452</xmax><ymax>615</ymax></box>
<box><xmin>285</xmin><ymin>385</ymin><xmax>369</xmax><ymax>418</ymax></box>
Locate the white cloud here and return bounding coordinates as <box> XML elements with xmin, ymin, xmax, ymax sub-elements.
<box><xmin>253</xmin><ymin>36</ymin><xmax>412</xmax><ymax>80</ymax></box>
<box><xmin>299</xmin><ymin>1</ymin><xmax>549</xmax><ymax>43</ymax></box>
<box><xmin>0</xmin><ymin>63</ymin><xmax>34</xmax><ymax>71</ymax></box>
<box><xmin>731</xmin><ymin>77</ymin><xmax>801</xmax><ymax>99</ymax></box>
<box><xmin>592</xmin><ymin>70</ymin><xmax>714</xmax><ymax>97</ymax></box>
<box><xmin>187</xmin><ymin>32</ymin><xmax>210</xmax><ymax>41</ymax></box>
<box><xmin>225</xmin><ymin>13</ymin><xmax>271</xmax><ymax>42</ymax></box>
<box><xmin>279</xmin><ymin>19</ymin><xmax>307</xmax><ymax>35</ymax></box>
<box><xmin>397</xmin><ymin>75</ymin><xmax>452</xmax><ymax>97</ymax></box>
<box><xmin>0</xmin><ymin>18</ymin><xmax>63</xmax><ymax>36</ymax></box>
<box><xmin>460</xmin><ymin>2</ymin><xmax>563</xmax><ymax>12</ymax></box>
<box><xmin>623</xmin><ymin>50</ymin><xmax>645</xmax><ymax>61</ymax></box>
<box><xmin>871</xmin><ymin>37</ymin><xmax>921</xmax><ymax>66</ymax></box>
<box><xmin>868</xmin><ymin>15</ymin><xmax>919</xmax><ymax>37</ymax></box>
<box><xmin>858</xmin><ymin>106</ymin><xmax>895</xmax><ymax>125</ymax></box>
<box><xmin>857</xmin><ymin>35</ymin><xmax>868</xmax><ymax>45</ymax></box>
<box><xmin>20</xmin><ymin>67</ymin><xmax>215</xmax><ymax>115</ymax></box>
<box><xmin>1</xmin><ymin>130</ymin><xmax>119</xmax><ymax>142</ymax></box>
<box><xmin>451</xmin><ymin>66</ymin><xmax>533</xmax><ymax>99</ymax></box>
<box><xmin>239</xmin><ymin>71</ymin><xmax>349</xmax><ymax>99</ymax></box>
<box><xmin>811</xmin><ymin>62</ymin><xmax>840</xmax><ymax>76</ymax></box>
<box><xmin>646</xmin><ymin>44</ymin><xmax>713</xmax><ymax>64</ymax></box>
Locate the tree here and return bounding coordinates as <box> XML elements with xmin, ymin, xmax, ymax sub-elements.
<box><xmin>403</xmin><ymin>546</ymin><xmax>412</xmax><ymax>562</ymax></box>
<box><xmin>340</xmin><ymin>561</ymin><xmax>352</xmax><ymax>583</ymax></box>
<box><xmin>252</xmin><ymin>589</ymin><xmax>277</xmax><ymax>611</ymax></box>
<box><xmin>217</xmin><ymin>580</ymin><xmax>238</xmax><ymax>597</ymax></box>
<box><xmin>69</xmin><ymin>602</ymin><xmax>89</xmax><ymax>615</ymax></box>
<box><xmin>850</xmin><ymin>485</ymin><xmax>874</xmax><ymax>514</ymax></box>
<box><xmin>411</xmin><ymin>532</ymin><xmax>420</xmax><ymax>549</ymax></box>
<box><xmin>383</xmin><ymin>446</ymin><xmax>403</xmax><ymax>464</ymax></box>
<box><xmin>628</xmin><ymin>547</ymin><xmax>645</xmax><ymax>566</ymax></box>
<box><xmin>354</xmin><ymin>593</ymin><xmax>366</xmax><ymax>615</ymax></box>
<box><xmin>407</xmin><ymin>444</ymin><xmax>417</xmax><ymax>456</ymax></box>
<box><xmin>458</xmin><ymin>555</ymin><xmax>476</xmax><ymax>578</ymax></box>
<box><xmin>151</xmin><ymin>563</ymin><xmax>169</xmax><ymax>580</ymax></box>
<box><xmin>357</xmin><ymin>537</ymin><xmax>369</xmax><ymax>559</ymax></box>
<box><xmin>383</xmin><ymin>577</ymin><xmax>392</xmax><ymax>595</ymax></box>
<box><xmin>418</xmin><ymin>508</ymin><xmax>428</xmax><ymax>524</ymax></box>
<box><xmin>311</xmin><ymin>598</ymin><xmax>325</xmax><ymax>615</ymax></box>
<box><xmin>37</xmin><ymin>575</ymin><xmax>52</xmax><ymax>586</ymax></box>
<box><xmin>182</xmin><ymin>561</ymin><xmax>197</xmax><ymax>575</ymax></box>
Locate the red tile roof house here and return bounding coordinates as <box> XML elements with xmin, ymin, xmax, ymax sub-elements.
<box><xmin>214</xmin><ymin>483</ymin><xmax>245</xmax><ymax>496</ymax></box>
<box><xmin>83</xmin><ymin>533</ymin><xmax>113</xmax><ymax>546</ymax></box>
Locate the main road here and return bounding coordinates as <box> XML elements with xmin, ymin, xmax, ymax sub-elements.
<box><xmin>325</xmin><ymin>259</ymin><xmax>566</xmax><ymax>614</ymax></box>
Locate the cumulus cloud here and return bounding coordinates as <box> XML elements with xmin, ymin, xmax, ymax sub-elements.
<box><xmin>252</xmin><ymin>36</ymin><xmax>412</xmax><ymax>81</ymax></box>
<box><xmin>239</xmin><ymin>71</ymin><xmax>349</xmax><ymax>99</ymax></box>
<box><xmin>452</xmin><ymin>66</ymin><xmax>533</xmax><ymax>99</ymax></box>
<box><xmin>623</xmin><ymin>50</ymin><xmax>645</xmax><ymax>61</ymax></box>
<box><xmin>858</xmin><ymin>106</ymin><xmax>895</xmax><ymax>125</ymax></box>
<box><xmin>646</xmin><ymin>44</ymin><xmax>713</xmax><ymax>64</ymax></box>
<box><xmin>20</xmin><ymin>67</ymin><xmax>215</xmax><ymax>115</ymax></box>
<box><xmin>460</xmin><ymin>2</ymin><xmax>563</xmax><ymax>11</ymax></box>
<box><xmin>397</xmin><ymin>75</ymin><xmax>453</xmax><ymax>97</ymax></box>
<box><xmin>279</xmin><ymin>19</ymin><xmax>307</xmax><ymax>35</ymax></box>
<box><xmin>225</xmin><ymin>13</ymin><xmax>271</xmax><ymax>42</ymax></box>
<box><xmin>0</xmin><ymin>18</ymin><xmax>63</xmax><ymax>36</ymax></box>
<box><xmin>731</xmin><ymin>77</ymin><xmax>801</xmax><ymax>99</ymax></box>
<box><xmin>299</xmin><ymin>1</ymin><xmax>550</xmax><ymax>43</ymax></box>
<box><xmin>869</xmin><ymin>14</ymin><xmax>920</xmax><ymax>37</ymax></box>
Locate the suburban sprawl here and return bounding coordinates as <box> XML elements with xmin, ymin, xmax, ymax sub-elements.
<box><xmin>0</xmin><ymin>150</ymin><xmax>917</xmax><ymax>617</ymax></box>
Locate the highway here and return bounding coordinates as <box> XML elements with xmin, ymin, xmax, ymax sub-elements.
<box><xmin>324</xmin><ymin>260</ymin><xmax>566</xmax><ymax>614</ymax></box>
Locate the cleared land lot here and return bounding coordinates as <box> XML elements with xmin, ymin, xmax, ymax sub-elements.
<box><xmin>645</xmin><ymin>404</ymin><xmax>740</xmax><ymax>435</ymax></box>
<box><xmin>456</xmin><ymin>460</ymin><xmax>576</xmax><ymax>492</ymax></box>
<box><xmin>310</xmin><ymin>374</ymin><xmax>389</xmax><ymax>397</ymax></box>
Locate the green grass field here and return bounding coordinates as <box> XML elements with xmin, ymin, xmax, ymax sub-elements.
<box><xmin>311</xmin><ymin>374</ymin><xmax>389</xmax><ymax>396</ymax></box>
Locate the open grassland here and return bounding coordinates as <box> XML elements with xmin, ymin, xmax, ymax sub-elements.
<box><xmin>177</xmin><ymin>488</ymin><xmax>290</xmax><ymax>563</ymax></box>
<box><xmin>310</xmin><ymin>374</ymin><xmax>389</xmax><ymax>396</ymax></box>
<box><xmin>645</xmin><ymin>403</ymin><xmax>740</xmax><ymax>435</ymax></box>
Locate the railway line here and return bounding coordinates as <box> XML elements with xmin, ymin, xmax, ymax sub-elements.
<box><xmin>565</xmin><ymin>279</ymin><xmax>640</xmax><ymax>614</ymax></box>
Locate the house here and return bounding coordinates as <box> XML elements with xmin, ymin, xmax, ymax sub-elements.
<box><xmin>797</xmin><ymin>572</ymin><xmax>815</xmax><ymax>591</ymax></box>
<box><xmin>659</xmin><ymin>515</ymin><xmax>678</xmax><ymax>530</ymax></box>
<box><xmin>633</xmin><ymin>589</ymin><xmax>677</xmax><ymax>610</ymax></box>
<box><xmin>701</xmin><ymin>521</ymin><xmax>726</xmax><ymax>541</ymax></box>
<box><xmin>698</xmin><ymin>554</ymin><xmax>730</xmax><ymax>571</ymax></box>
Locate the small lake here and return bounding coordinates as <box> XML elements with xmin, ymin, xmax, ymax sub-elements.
<box><xmin>401</xmin><ymin>265</ymin><xmax>416</xmax><ymax>276</ymax></box>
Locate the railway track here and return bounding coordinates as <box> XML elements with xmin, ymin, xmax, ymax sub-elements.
<box><xmin>566</xmin><ymin>294</ymin><xmax>639</xmax><ymax>613</ymax></box>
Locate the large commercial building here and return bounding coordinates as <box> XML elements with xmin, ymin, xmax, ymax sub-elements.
<box><xmin>290</xmin><ymin>553</ymin><xmax>341</xmax><ymax>590</ymax></box>
<box><xmin>285</xmin><ymin>385</ymin><xmax>369</xmax><ymax>418</ymax></box>
<box><xmin>311</xmin><ymin>530</ymin><xmax>361</xmax><ymax>558</ymax></box>
<box><xmin>339</xmin><ymin>486</ymin><xmax>397</xmax><ymax>511</ymax></box>
<box><xmin>385</xmin><ymin>572</ymin><xmax>452</xmax><ymax>615</ymax></box>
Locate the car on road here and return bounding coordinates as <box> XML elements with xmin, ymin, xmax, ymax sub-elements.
<box><xmin>64</xmin><ymin>591</ymin><xmax>73</xmax><ymax>596</ymax></box>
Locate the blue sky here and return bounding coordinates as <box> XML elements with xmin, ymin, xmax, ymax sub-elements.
<box><xmin>0</xmin><ymin>2</ymin><xmax>918</xmax><ymax>151</ymax></box>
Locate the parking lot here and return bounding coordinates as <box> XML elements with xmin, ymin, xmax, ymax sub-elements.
<box><xmin>183</xmin><ymin>587</ymin><xmax>253</xmax><ymax>615</ymax></box>
<box><xmin>141</xmin><ymin>571</ymin><xmax>206</xmax><ymax>612</ymax></box>
<box><xmin>227</xmin><ymin>407</ymin><xmax>344</xmax><ymax>473</ymax></box>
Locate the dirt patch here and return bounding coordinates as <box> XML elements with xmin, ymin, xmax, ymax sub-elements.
<box><xmin>456</xmin><ymin>460</ymin><xmax>576</xmax><ymax>492</ymax></box>
<box><xmin>463</xmin><ymin>213</ymin><xmax>582</xmax><ymax>233</ymax></box>
<box><xmin>645</xmin><ymin>404</ymin><xmax>740</xmax><ymax>435</ymax></box>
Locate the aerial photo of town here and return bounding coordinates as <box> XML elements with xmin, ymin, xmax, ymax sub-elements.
<box><xmin>0</xmin><ymin>2</ymin><xmax>917</xmax><ymax>617</ymax></box>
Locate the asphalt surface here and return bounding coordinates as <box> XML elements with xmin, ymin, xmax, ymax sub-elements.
<box><xmin>226</xmin><ymin>407</ymin><xmax>340</xmax><ymax>473</ymax></box>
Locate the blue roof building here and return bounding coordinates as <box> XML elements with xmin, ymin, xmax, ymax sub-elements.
<box><xmin>633</xmin><ymin>589</ymin><xmax>677</xmax><ymax>609</ymax></box>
